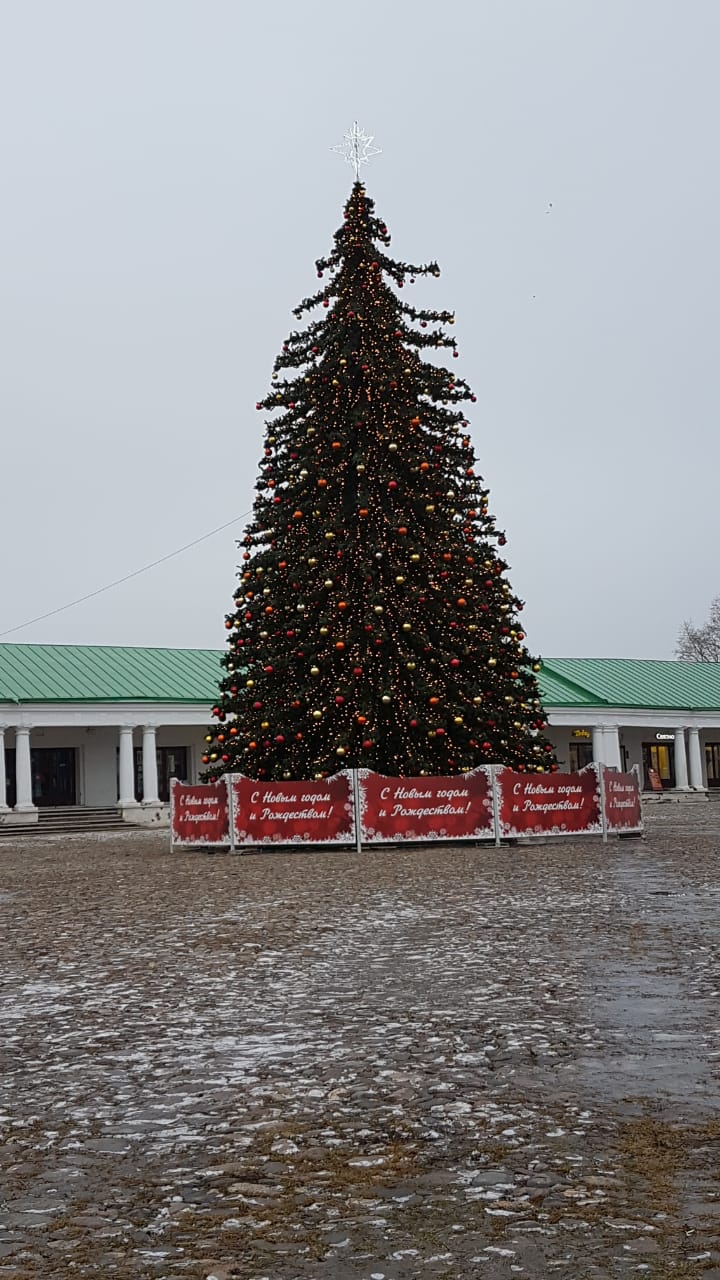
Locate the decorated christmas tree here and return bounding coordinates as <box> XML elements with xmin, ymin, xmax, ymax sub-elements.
<box><xmin>204</xmin><ymin>138</ymin><xmax>556</xmax><ymax>781</ymax></box>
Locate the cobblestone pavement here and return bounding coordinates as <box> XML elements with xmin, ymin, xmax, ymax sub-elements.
<box><xmin>1</xmin><ymin>831</ymin><xmax>720</xmax><ymax>1280</ymax></box>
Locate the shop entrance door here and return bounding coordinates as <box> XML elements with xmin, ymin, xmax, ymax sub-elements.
<box><xmin>705</xmin><ymin>743</ymin><xmax>720</xmax><ymax>788</ymax></box>
<box><xmin>5</xmin><ymin>747</ymin><xmax>77</xmax><ymax>807</ymax></box>
<box><xmin>642</xmin><ymin>743</ymin><xmax>675</xmax><ymax>790</ymax></box>
<box><xmin>31</xmin><ymin>748</ymin><xmax>77</xmax><ymax>806</ymax></box>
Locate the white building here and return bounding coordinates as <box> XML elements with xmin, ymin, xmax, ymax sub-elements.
<box><xmin>1</xmin><ymin>643</ymin><xmax>719</xmax><ymax>828</ymax></box>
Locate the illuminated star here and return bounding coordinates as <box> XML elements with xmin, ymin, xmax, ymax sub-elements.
<box><xmin>331</xmin><ymin>121</ymin><xmax>382</xmax><ymax>180</ymax></box>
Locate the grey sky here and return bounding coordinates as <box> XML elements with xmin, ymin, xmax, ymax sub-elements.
<box><xmin>1</xmin><ymin>0</ymin><xmax>718</xmax><ymax>660</ymax></box>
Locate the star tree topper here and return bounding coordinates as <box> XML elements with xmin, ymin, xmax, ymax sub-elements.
<box><xmin>331</xmin><ymin>121</ymin><xmax>382</xmax><ymax>179</ymax></box>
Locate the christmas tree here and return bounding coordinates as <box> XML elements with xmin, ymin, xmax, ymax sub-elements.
<box><xmin>203</xmin><ymin>179</ymin><xmax>556</xmax><ymax>780</ymax></box>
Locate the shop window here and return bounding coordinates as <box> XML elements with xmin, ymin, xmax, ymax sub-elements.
<box><xmin>642</xmin><ymin>743</ymin><xmax>675</xmax><ymax>790</ymax></box>
<box><xmin>569</xmin><ymin>742</ymin><xmax>593</xmax><ymax>771</ymax></box>
<box><xmin>133</xmin><ymin>746</ymin><xmax>189</xmax><ymax>803</ymax></box>
<box><xmin>706</xmin><ymin>743</ymin><xmax>720</xmax><ymax>789</ymax></box>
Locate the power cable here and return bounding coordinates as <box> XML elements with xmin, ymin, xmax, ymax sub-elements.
<box><xmin>0</xmin><ymin>510</ymin><xmax>252</xmax><ymax>640</ymax></box>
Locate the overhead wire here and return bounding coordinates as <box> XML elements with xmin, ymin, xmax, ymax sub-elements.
<box><xmin>0</xmin><ymin>510</ymin><xmax>252</xmax><ymax>640</ymax></box>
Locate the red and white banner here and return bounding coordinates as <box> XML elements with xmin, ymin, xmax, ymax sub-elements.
<box><xmin>231</xmin><ymin>772</ymin><xmax>355</xmax><ymax>846</ymax></box>
<box><xmin>358</xmin><ymin>768</ymin><xmax>494</xmax><ymax>842</ymax></box>
<box><xmin>171</xmin><ymin>780</ymin><xmax>230</xmax><ymax>846</ymax></box>
<box><xmin>603</xmin><ymin>769</ymin><xmax>643</xmax><ymax>833</ymax></box>
<box><xmin>496</xmin><ymin>764</ymin><xmax>602</xmax><ymax>838</ymax></box>
<box><xmin>171</xmin><ymin>762</ymin><xmax>641</xmax><ymax>851</ymax></box>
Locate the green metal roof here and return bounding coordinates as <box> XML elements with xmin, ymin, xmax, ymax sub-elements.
<box><xmin>541</xmin><ymin>657</ymin><xmax>720</xmax><ymax>711</ymax></box>
<box><xmin>0</xmin><ymin>644</ymin><xmax>223</xmax><ymax>704</ymax></box>
<box><xmin>1</xmin><ymin>644</ymin><xmax>720</xmax><ymax>712</ymax></box>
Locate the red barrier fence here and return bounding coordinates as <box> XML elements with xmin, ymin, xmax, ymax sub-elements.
<box><xmin>603</xmin><ymin>769</ymin><xmax>643</xmax><ymax>833</ymax></box>
<box><xmin>357</xmin><ymin>768</ymin><xmax>493</xmax><ymax>843</ymax></box>
<box><xmin>169</xmin><ymin>780</ymin><xmax>230</xmax><ymax>846</ymax></box>
<box><xmin>231</xmin><ymin>773</ymin><xmax>354</xmax><ymax>847</ymax></box>
<box><xmin>495</xmin><ymin>765</ymin><xmax>603</xmax><ymax>839</ymax></box>
<box><xmin>171</xmin><ymin>764</ymin><xmax>643</xmax><ymax>849</ymax></box>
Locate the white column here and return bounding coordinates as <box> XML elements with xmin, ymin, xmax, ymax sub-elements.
<box><xmin>141</xmin><ymin>725</ymin><xmax>160</xmax><ymax>805</ymax></box>
<box><xmin>673</xmin><ymin>728</ymin><xmax>690</xmax><ymax>790</ymax></box>
<box><xmin>602</xmin><ymin>725</ymin><xmax>622</xmax><ymax>770</ymax></box>
<box><xmin>688</xmin><ymin>727</ymin><xmax>705</xmax><ymax>790</ymax></box>
<box><xmin>591</xmin><ymin>725</ymin><xmax>605</xmax><ymax>764</ymax></box>
<box><xmin>14</xmin><ymin>726</ymin><xmax>36</xmax><ymax>811</ymax></box>
<box><xmin>0</xmin><ymin>728</ymin><xmax>9</xmax><ymax>812</ymax></box>
<box><xmin>117</xmin><ymin>726</ymin><xmax>138</xmax><ymax>808</ymax></box>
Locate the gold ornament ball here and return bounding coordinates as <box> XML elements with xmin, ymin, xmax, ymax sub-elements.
<box><xmin>312</xmin><ymin>710</ymin><xmax>322</xmax><ymax>719</ymax></box>
<box><xmin>261</xmin><ymin>721</ymin><xmax>269</xmax><ymax>730</ymax></box>
<box><xmin>374</xmin><ymin>605</ymin><xmax>384</xmax><ymax>614</ymax></box>
<box><xmin>319</xmin><ymin>626</ymin><xmax>329</xmax><ymax>635</ymax></box>
<box><xmin>336</xmin><ymin>746</ymin><xmax>346</xmax><ymax>756</ymax></box>
<box><xmin>204</xmin><ymin>734</ymin><xmax>213</xmax><ymax>743</ymax></box>
<box><xmin>381</xmin><ymin>694</ymin><xmax>392</xmax><ymax>704</ymax></box>
<box><xmin>453</xmin><ymin>716</ymin><xmax>463</xmax><ymax>725</ymax></box>
<box><xmin>488</xmin><ymin>658</ymin><xmax>497</xmax><ymax>667</ymax></box>
<box><xmin>210</xmin><ymin>753</ymin><xmax>218</xmax><ymax>761</ymax></box>
<box><xmin>308</xmin><ymin>557</ymin><xmax>317</xmax><ymax>566</ymax></box>
<box><xmin>533</xmin><ymin>663</ymin><xmax>541</xmax><ymax>672</ymax></box>
<box><xmin>310</xmin><ymin>666</ymin><xmax>320</xmax><ymax>676</ymax></box>
<box><xmin>410</xmin><ymin>553</ymin><xmax>420</xmax><ymax>562</ymax></box>
<box><xmin>324</xmin><ymin>578</ymin><xmax>333</xmax><ymax>587</ymax></box>
<box><xmin>356</xmin><ymin>463</ymin><xmax>366</xmax><ymax>473</ymax></box>
<box><xmin>325</xmin><ymin>531</ymin><xmax>335</xmax><ymax>540</ymax></box>
<box><xmin>395</xmin><ymin>575</ymin><xmax>405</xmax><ymax>584</ymax></box>
<box><xmin>402</xmin><ymin>622</ymin><xmax>412</xmax><ymax>631</ymax></box>
<box><xmin>388</xmin><ymin>442</ymin><xmax>398</xmax><ymax>451</ymax></box>
<box><xmin>406</xmin><ymin>661</ymin><xmax>416</xmax><ymax>670</ymax></box>
<box><xmin>246</xmin><ymin>679</ymin><xmax>255</xmax><ymax>688</ymax></box>
<box><xmin>473</xmin><ymin>696</ymin><xmax>482</xmax><ymax>704</ymax></box>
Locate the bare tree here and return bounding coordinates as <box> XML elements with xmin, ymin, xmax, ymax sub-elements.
<box><xmin>676</xmin><ymin>595</ymin><xmax>720</xmax><ymax>662</ymax></box>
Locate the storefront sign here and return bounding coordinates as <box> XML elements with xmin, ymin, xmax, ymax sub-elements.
<box><xmin>655</xmin><ymin>732</ymin><xmax>675</xmax><ymax>741</ymax></box>
<box><xmin>603</xmin><ymin>770</ymin><xmax>643</xmax><ymax>832</ymax></box>
<box><xmin>357</xmin><ymin>768</ymin><xmax>494</xmax><ymax>842</ymax></box>
<box><xmin>231</xmin><ymin>772</ymin><xmax>354</xmax><ymax>846</ymax></box>
<box><xmin>171</xmin><ymin>780</ymin><xmax>230</xmax><ymax>846</ymax></box>
<box><xmin>496</xmin><ymin>765</ymin><xmax>602</xmax><ymax>837</ymax></box>
<box><xmin>571</xmin><ymin>728</ymin><xmax>592</xmax><ymax>739</ymax></box>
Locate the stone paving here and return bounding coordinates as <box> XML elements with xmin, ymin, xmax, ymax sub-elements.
<box><xmin>1</xmin><ymin>830</ymin><xmax>719</xmax><ymax>1279</ymax></box>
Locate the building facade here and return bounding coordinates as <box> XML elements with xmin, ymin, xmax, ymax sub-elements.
<box><xmin>1</xmin><ymin>644</ymin><xmax>719</xmax><ymax>827</ymax></box>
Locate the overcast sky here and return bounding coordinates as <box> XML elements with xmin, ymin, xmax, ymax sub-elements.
<box><xmin>1</xmin><ymin>0</ymin><xmax>718</xmax><ymax>660</ymax></box>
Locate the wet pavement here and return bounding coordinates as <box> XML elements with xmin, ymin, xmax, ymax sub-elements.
<box><xmin>1</xmin><ymin>830</ymin><xmax>719</xmax><ymax>1278</ymax></box>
